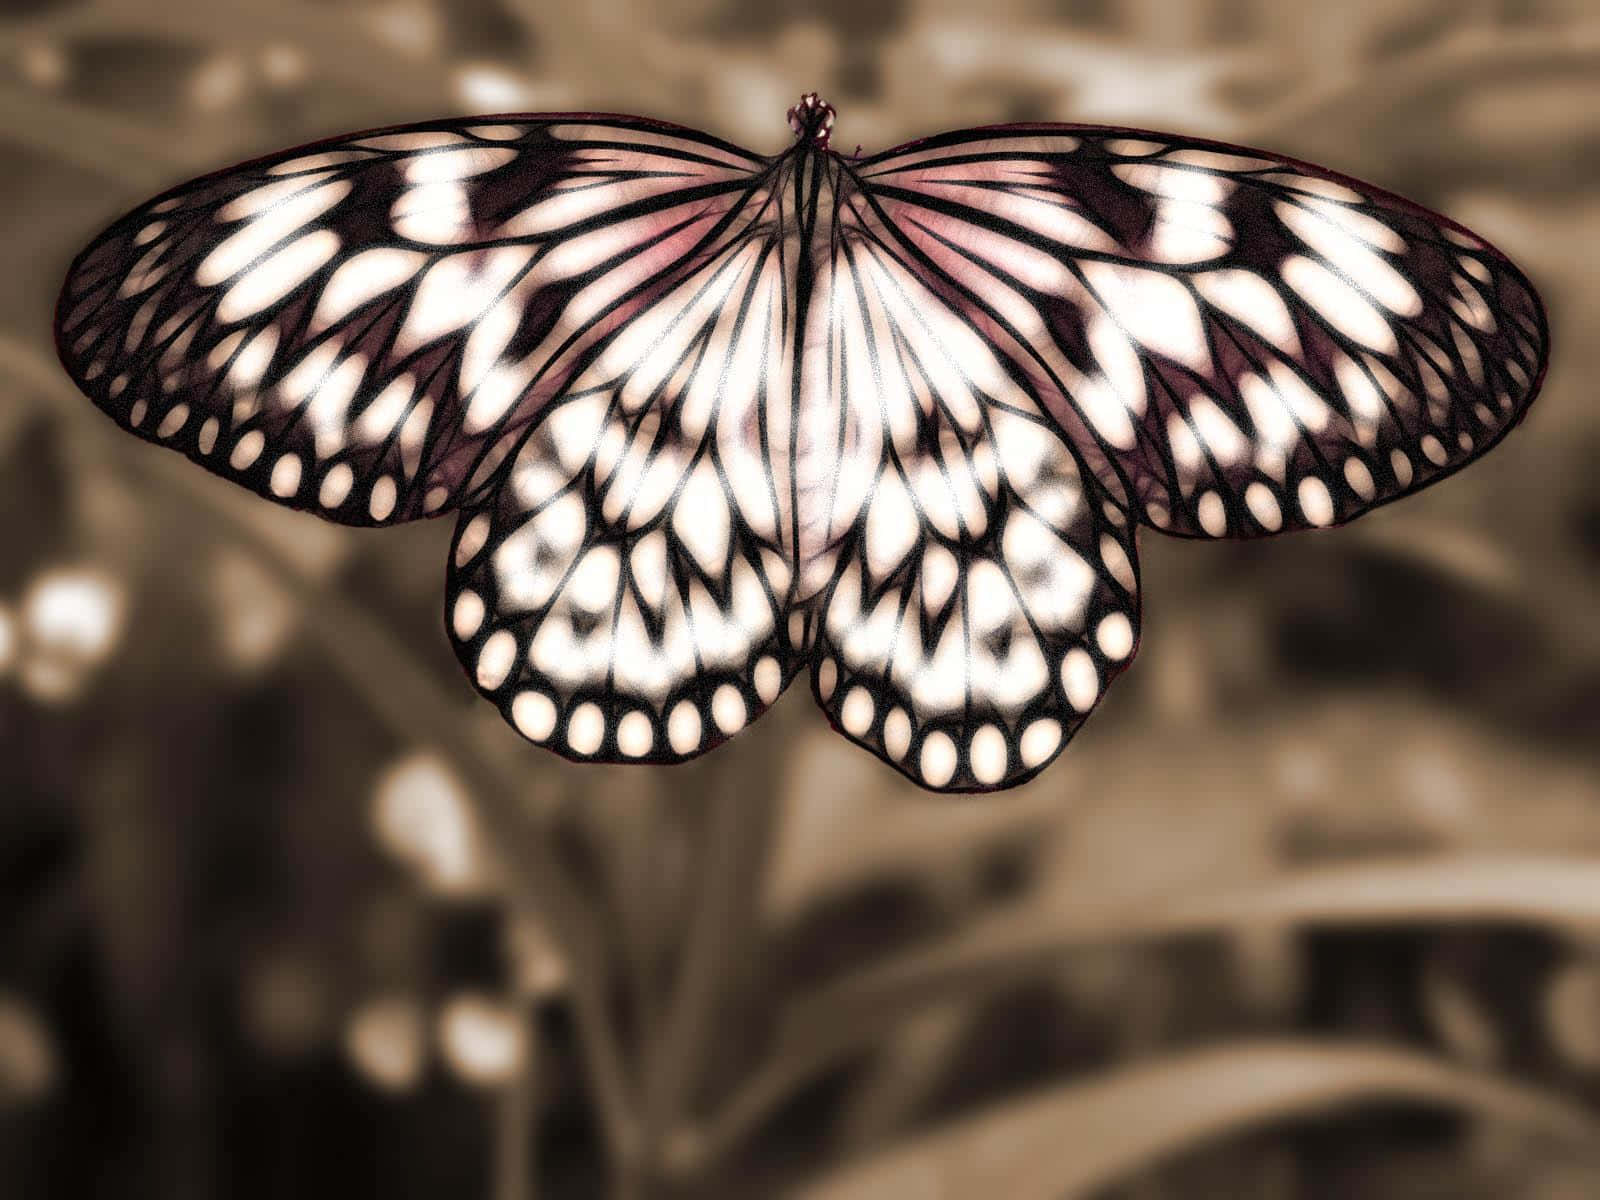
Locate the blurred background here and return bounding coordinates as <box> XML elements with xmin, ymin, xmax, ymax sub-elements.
<box><xmin>3</xmin><ymin>1</ymin><xmax>1600</xmax><ymax>1197</ymax></box>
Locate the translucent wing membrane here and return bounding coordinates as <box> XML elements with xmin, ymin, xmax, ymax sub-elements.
<box><xmin>447</xmin><ymin>224</ymin><xmax>800</xmax><ymax>762</ymax></box>
<box><xmin>801</xmin><ymin>218</ymin><xmax>1140</xmax><ymax>790</ymax></box>
<box><xmin>56</xmin><ymin>116</ymin><xmax>772</xmax><ymax>525</ymax></box>
<box><xmin>57</xmin><ymin>109</ymin><xmax>1548</xmax><ymax>790</ymax></box>
<box><xmin>847</xmin><ymin>127</ymin><xmax>1548</xmax><ymax>539</ymax></box>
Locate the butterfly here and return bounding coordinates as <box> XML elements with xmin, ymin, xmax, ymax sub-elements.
<box><xmin>54</xmin><ymin>92</ymin><xmax>1548</xmax><ymax>792</ymax></box>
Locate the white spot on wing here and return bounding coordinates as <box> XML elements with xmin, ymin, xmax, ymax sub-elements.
<box><xmin>1061</xmin><ymin>647</ymin><xmax>1098</xmax><ymax>711</ymax></box>
<box><xmin>270</xmin><ymin>454</ymin><xmax>302</xmax><ymax>497</ymax></box>
<box><xmin>919</xmin><ymin>731</ymin><xmax>957</xmax><ymax>787</ymax></box>
<box><xmin>404</xmin><ymin>146</ymin><xmax>517</xmax><ymax>184</ymax></box>
<box><xmin>512</xmin><ymin>691</ymin><xmax>557</xmax><ymax>740</ymax></box>
<box><xmin>1245</xmin><ymin>481</ymin><xmax>1281</xmax><ymax>530</ymax></box>
<box><xmin>1391</xmin><ymin>449</ymin><xmax>1413</xmax><ymax>487</ymax></box>
<box><xmin>617</xmin><ymin>711</ymin><xmax>653</xmax><ymax>757</ymax></box>
<box><xmin>883</xmin><ymin>708</ymin><xmax>911</xmax><ymax>759</ymax></box>
<box><xmin>216</xmin><ymin>230</ymin><xmax>341</xmax><ymax>323</ymax></box>
<box><xmin>1195</xmin><ymin>270</ymin><xmax>1300</xmax><ymax>355</ymax></box>
<box><xmin>314</xmin><ymin>248</ymin><xmax>426</xmax><ymax>328</ymax></box>
<box><xmin>1343</xmin><ymin>457</ymin><xmax>1376</xmax><ymax>500</ymax></box>
<box><xmin>1188</xmin><ymin>396</ymin><xmax>1248</xmax><ymax>467</ymax></box>
<box><xmin>230</xmin><ymin>429</ymin><xmax>264</xmax><ymax>469</ymax></box>
<box><xmin>668</xmin><ymin>700</ymin><xmax>702</xmax><ymax>755</ymax></box>
<box><xmin>566</xmin><ymin>703</ymin><xmax>604</xmax><ymax>755</ymax></box>
<box><xmin>673</xmin><ymin>462</ymin><xmax>731</xmax><ymax>574</ymax></box>
<box><xmin>369</xmin><ymin>476</ymin><xmax>398</xmax><ymax>521</ymax></box>
<box><xmin>1297</xmin><ymin>476</ymin><xmax>1334</xmax><ymax>526</ymax></box>
<box><xmin>969</xmin><ymin>725</ymin><xmax>1007</xmax><ymax>785</ymax></box>
<box><xmin>754</xmin><ymin>657</ymin><xmax>782</xmax><ymax>705</ymax></box>
<box><xmin>1282</xmin><ymin>255</ymin><xmax>1397</xmax><ymax>353</ymax></box>
<box><xmin>156</xmin><ymin>404</ymin><xmax>190</xmax><ymax>439</ymax></box>
<box><xmin>864</xmin><ymin>474</ymin><xmax>919</xmax><ymax>578</ymax></box>
<box><xmin>452</xmin><ymin>591</ymin><xmax>485</xmax><ymax>640</ymax></box>
<box><xmin>476</xmin><ymin>630</ymin><xmax>515</xmax><ymax>690</ymax></box>
<box><xmin>840</xmin><ymin>686</ymin><xmax>874</xmax><ymax>736</ymax></box>
<box><xmin>1082</xmin><ymin>263</ymin><xmax>1209</xmax><ymax>369</ymax></box>
<box><xmin>1020</xmin><ymin>719</ymin><xmax>1061</xmax><ymax>767</ymax></box>
<box><xmin>320</xmin><ymin>463</ymin><xmax>354</xmax><ymax>508</ymax></box>
<box><xmin>1096</xmin><ymin>612</ymin><xmax>1133</xmax><ymax>660</ymax></box>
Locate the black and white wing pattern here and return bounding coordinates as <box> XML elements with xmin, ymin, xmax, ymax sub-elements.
<box><xmin>821</xmin><ymin>124</ymin><xmax>1546</xmax><ymax>789</ymax></box>
<box><xmin>446</xmin><ymin>204</ymin><xmax>800</xmax><ymax>763</ymax></box>
<box><xmin>56</xmin><ymin>115</ymin><xmax>799</xmax><ymax>762</ymax></box>
<box><xmin>803</xmin><ymin>200</ymin><xmax>1140</xmax><ymax>791</ymax></box>
<box><xmin>56</xmin><ymin>104</ymin><xmax>1549</xmax><ymax>791</ymax></box>
<box><xmin>848</xmin><ymin>126</ymin><xmax>1547</xmax><ymax>540</ymax></box>
<box><xmin>57</xmin><ymin>116</ymin><xmax>773</xmax><ymax>525</ymax></box>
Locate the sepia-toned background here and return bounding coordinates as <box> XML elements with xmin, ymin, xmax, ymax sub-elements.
<box><xmin>3</xmin><ymin>1</ymin><xmax>1599</xmax><ymax>1197</ymax></box>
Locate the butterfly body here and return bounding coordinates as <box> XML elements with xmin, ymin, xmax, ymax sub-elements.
<box><xmin>56</xmin><ymin>97</ymin><xmax>1547</xmax><ymax>791</ymax></box>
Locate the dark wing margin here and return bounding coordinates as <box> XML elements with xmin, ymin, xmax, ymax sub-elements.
<box><xmin>55</xmin><ymin>114</ymin><xmax>774</xmax><ymax>526</ymax></box>
<box><xmin>844</xmin><ymin>123</ymin><xmax>1548</xmax><ymax>538</ymax></box>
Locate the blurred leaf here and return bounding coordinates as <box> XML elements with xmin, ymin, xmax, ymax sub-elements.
<box><xmin>831</xmin><ymin>1006</ymin><xmax>971</xmax><ymax>1153</ymax></box>
<box><xmin>0</xmin><ymin>0</ymin><xmax>461</xmax><ymax>117</ymax></box>
<box><xmin>0</xmin><ymin>78</ymin><xmax>188</xmax><ymax>186</ymax></box>
<box><xmin>793</xmin><ymin>1040</ymin><xmax>1596</xmax><ymax>1200</ymax></box>
<box><xmin>343</xmin><ymin>992</ymin><xmax>428</xmax><ymax>1094</ymax></box>
<box><xmin>1543</xmin><ymin>960</ymin><xmax>1600</xmax><ymax>1073</ymax></box>
<box><xmin>785</xmin><ymin>857</ymin><xmax>1600</xmax><ymax>1060</ymax></box>
<box><xmin>686</xmin><ymin>856</ymin><xmax>1600</xmax><ymax>1161</ymax></box>
<box><xmin>0</xmin><ymin>990</ymin><xmax>56</xmax><ymax>1104</ymax></box>
<box><xmin>1249</xmin><ymin>23</ymin><xmax>1600</xmax><ymax>189</ymax></box>
<box><xmin>0</xmin><ymin>330</ymin><xmax>640</xmax><ymax>1163</ymax></box>
<box><xmin>765</xmin><ymin>729</ymin><xmax>1061</xmax><ymax>924</ymax></box>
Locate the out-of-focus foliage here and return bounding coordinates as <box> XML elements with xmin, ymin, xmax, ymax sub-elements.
<box><xmin>2</xmin><ymin>2</ymin><xmax>1598</xmax><ymax>1199</ymax></box>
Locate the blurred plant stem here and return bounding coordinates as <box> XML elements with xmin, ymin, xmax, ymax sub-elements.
<box><xmin>8</xmin><ymin>326</ymin><xmax>793</xmax><ymax>1198</ymax></box>
<box><xmin>618</xmin><ymin>720</ymin><xmax>782</xmax><ymax>1197</ymax></box>
<box><xmin>495</xmin><ymin>993</ymin><xmax>539</xmax><ymax>1200</ymax></box>
<box><xmin>3</xmin><ymin>333</ymin><xmax>641</xmax><ymax>1180</ymax></box>
<box><xmin>793</xmin><ymin>1039</ymin><xmax>1598</xmax><ymax>1200</ymax></box>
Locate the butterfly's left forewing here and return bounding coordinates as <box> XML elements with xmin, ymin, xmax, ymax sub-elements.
<box><xmin>56</xmin><ymin>117</ymin><xmax>774</xmax><ymax>525</ymax></box>
<box><xmin>58</xmin><ymin>114</ymin><xmax>809</xmax><ymax>765</ymax></box>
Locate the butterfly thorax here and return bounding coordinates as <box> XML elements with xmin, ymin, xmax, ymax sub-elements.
<box><xmin>786</xmin><ymin>92</ymin><xmax>836</xmax><ymax>150</ymax></box>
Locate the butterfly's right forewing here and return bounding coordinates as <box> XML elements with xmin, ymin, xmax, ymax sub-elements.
<box><xmin>848</xmin><ymin>127</ymin><xmax>1547</xmax><ymax>538</ymax></box>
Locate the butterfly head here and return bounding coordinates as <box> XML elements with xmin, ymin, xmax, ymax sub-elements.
<box><xmin>787</xmin><ymin>92</ymin><xmax>835</xmax><ymax>150</ymax></box>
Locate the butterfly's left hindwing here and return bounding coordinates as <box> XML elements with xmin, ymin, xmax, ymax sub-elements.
<box><xmin>446</xmin><ymin>222</ymin><xmax>801</xmax><ymax>763</ymax></box>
